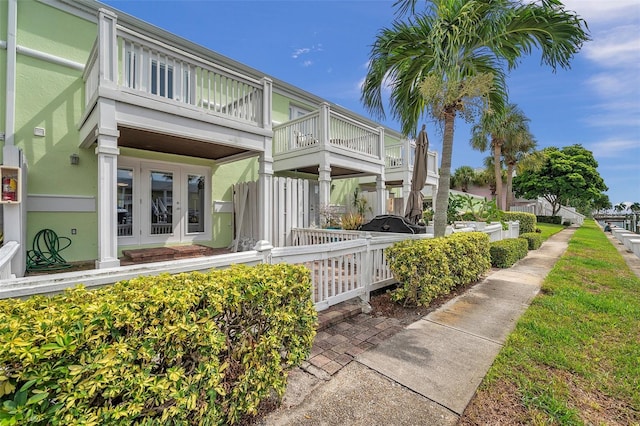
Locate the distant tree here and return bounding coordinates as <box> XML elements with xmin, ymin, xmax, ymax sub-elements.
<box><xmin>614</xmin><ymin>203</ymin><xmax>627</xmax><ymax>213</ymax></box>
<box><xmin>451</xmin><ymin>166</ymin><xmax>476</xmax><ymax>192</ymax></box>
<box><xmin>502</xmin><ymin>119</ymin><xmax>537</xmax><ymax>209</ymax></box>
<box><xmin>470</xmin><ymin>103</ymin><xmax>531</xmax><ymax>210</ymax></box>
<box><xmin>630</xmin><ymin>202</ymin><xmax>640</xmax><ymax>214</ymax></box>
<box><xmin>592</xmin><ymin>193</ymin><xmax>612</xmax><ymax>214</ymax></box>
<box><xmin>513</xmin><ymin>145</ymin><xmax>608</xmax><ymax>216</ymax></box>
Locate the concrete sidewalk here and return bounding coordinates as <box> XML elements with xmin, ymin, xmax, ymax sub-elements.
<box><xmin>259</xmin><ymin>228</ymin><xmax>575</xmax><ymax>425</ymax></box>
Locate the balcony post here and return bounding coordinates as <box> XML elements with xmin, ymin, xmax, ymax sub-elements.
<box><xmin>377</xmin><ymin>126</ymin><xmax>385</xmax><ymax>161</ymax></box>
<box><xmin>319</xmin><ymin>164</ymin><xmax>332</xmax><ymax>219</ymax></box>
<box><xmin>319</xmin><ymin>102</ymin><xmax>330</xmax><ymax>148</ymax></box>
<box><xmin>376</xmin><ymin>174</ymin><xmax>386</xmax><ymax>216</ymax></box>
<box><xmin>261</xmin><ymin>77</ymin><xmax>272</xmax><ymax>130</ymax></box>
<box><xmin>95</xmin><ymin>98</ymin><xmax>120</xmax><ymax>269</ymax></box>
<box><xmin>258</xmin><ymin>149</ymin><xmax>273</xmax><ymax>243</ymax></box>
<box><xmin>97</xmin><ymin>9</ymin><xmax>118</xmax><ymax>88</ymax></box>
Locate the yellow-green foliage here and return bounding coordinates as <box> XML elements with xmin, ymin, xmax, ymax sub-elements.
<box><xmin>502</xmin><ymin>211</ymin><xmax>536</xmax><ymax>234</ymax></box>
<box><xmin>519</xmin><ymin>232</ymin><xmax>543</xmax><ymax>250</ymax></box>
<box><xmin>386</xmin><ymin>232</ymin><xmax>491</xmax><ymax>306</ymax></box>
<box><xmin>490</xmin><ymin>238</ymin><xmax>528</xmax><ymax>268</ymax></box>
<box><xmin>0</xmin><ymin>264</ymin><xmax>316</xmax><ymax>425</ymax></box>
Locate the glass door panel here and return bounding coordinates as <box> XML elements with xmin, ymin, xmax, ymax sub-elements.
<box><xmin>187</xmin><ymin>174</ymin><xmax>205</xmax><ymax>233</ymax></box>
<box><xmin>150</xmin><ymin>171</ymin><xmax>174</xmax><ymax>235</ymax></box>
<box><xmin>117</xmin><ymin>168</ymin><xmax>134</xmax><ymax>237</ymax></box>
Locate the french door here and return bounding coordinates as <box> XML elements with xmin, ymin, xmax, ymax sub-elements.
<box><xmin>117</xmin><ymin>158</ymin><xmax>211</xmax><ymax>245</ymax></box>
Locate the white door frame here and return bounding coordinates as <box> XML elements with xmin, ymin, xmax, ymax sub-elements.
<box><xmin>118</xmin><ymin>157</ymin><xmax>211</xmax><ymax>246</ymax></box>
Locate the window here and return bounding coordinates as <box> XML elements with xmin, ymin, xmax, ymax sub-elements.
<box><xmin>151</xmin><ymin>60</ymin><xmax>174</xmax><ymax>98</ymax></box>
<box><xmin>289</xmin><ymin>104</ymin><xmax>311</xmax><ymax>120</ymax></box>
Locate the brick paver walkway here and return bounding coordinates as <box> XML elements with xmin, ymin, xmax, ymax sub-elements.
<box><xmin>300</xmin><ymin>301</ymin><xmax>405</xmax><ymax>378</ymax></box>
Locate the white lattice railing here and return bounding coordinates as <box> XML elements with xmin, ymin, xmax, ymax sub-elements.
<box><xmin>385</xmin><ymin>141</ymin><xmax>438</xmax><ymax>178</ymax></box>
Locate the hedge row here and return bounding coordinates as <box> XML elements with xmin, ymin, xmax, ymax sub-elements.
<box><xmin>490</xmin><ymin>238</ymin><xmax>529</xmax><ymax>268</ymax></box>
<box><xmin>536</xmin><ymin>215</ymin><xmax>562</xmax><ymax>224</ymax></box>
<box><xmin>519</xmin><ymin>232</ymin><xmax>543</xmax><ymax>250</ymax></box>
<box><xmin>502</xmin><ymin>211</ymin><xmax>537</xmax><ymax>234</ymax></box>
<box><xmin>386</xmin><ymin>232</ymin><xmax>491</xmax><ymax>306</ymax></box>
<box><xmin>0</xmin><ymin>264</ymin><xmax>317</xmax><ymax>425</ymax></box>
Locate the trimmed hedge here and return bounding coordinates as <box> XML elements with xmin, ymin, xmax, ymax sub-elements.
<box><xmin>519</xmin><ymin>232</ymin><xmax>543</xmax><ymax>250</ymax></box>
<box><xmin>490</xmin><ymin>238</ymin><xmax>529</xmax><ymax>268</ymax></box>
<box><xmin>0</xmin><ymin>264</ymin><xmax>316</xmax><ymax>425</ymax></box>
<box><xmin>386</xmin><ymin>232</ymin><xmax>491</xmax><ymax>307</ymax></box>
<box><xmin>502</xmin><ymin>211</ymin><xmax>537</xmax><ymax>234</ymax></box>
<box><xmin>536</xmin><ymin>215</ymin><xmax>562</xmax><ymax>224</ymax></box>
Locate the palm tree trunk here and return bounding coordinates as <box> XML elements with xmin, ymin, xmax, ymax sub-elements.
<box><xmin>434</xmin><ymin>111</ymin><xmax>455</xmax><ymax>237</ymax></box>
<box><xmin>506</xmin><ymin>163</ymin><xmax>515</xmax><ymax>209</ymax></box>
<box><xmin>493</xmin><ymin>141</ymin><xmax>503</xmax><ymax>210</ymax></box>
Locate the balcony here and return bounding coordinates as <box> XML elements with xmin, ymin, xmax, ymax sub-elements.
<box><xmin>384</xmin><ymin>139</ymin><xmax>439</xmax><ymax>187</ymax></box>
<box><xmin>273</xmin><ymin>103</ymin><xmax>385</xmax><ymax>177</ymax></box>
<box><xmin>80</xmin><ymin>9</ymin><xmax>271</xmax><ymax>161</ymax></box>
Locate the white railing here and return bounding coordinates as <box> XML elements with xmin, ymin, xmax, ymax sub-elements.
<box><xmin>0</xmin><ymin>242</ymin><xmax>20</xmax><ymax>280</ymax></box>
<box><xmin>385</xmin><ymin>141</ymin><xmax>438</xmax><ymax>179</ymax></box>
<box><xmin>273</xmin><ymin>112</ymin><xmax>321</xmax><ymax>153</ymax></box>
<box><xmin>273</xmin><ymin>105</ymin><xmax>381</xmax><ymax>159</ymax></box>
<box><xmin>84</xmin><ymin>15</ymin><xmax>265</xmax><ymax>127</ymax></box>
<box><xmin>1</xmin><ymin>222</ymin><xmax>520</xmax><ymax>308</ymax></box>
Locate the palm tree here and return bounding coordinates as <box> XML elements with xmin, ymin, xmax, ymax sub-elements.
<box><xmin>630</xmin><ymin>202</ymin><xmax>640</xmax><ymax>214</ymax></box>
<box><xmin>361</xmin><ymin>0</ymin><xmax>589</xmax><ymax>236</ymax></box>
<box><xmin>451</xmin><ymin>166</ymin><xmax>476</xmax><ymax>192</ymax></box>
<box><xmin>502</xmin><ymin>123</ymin><xmax>537</xmax><ymax>209</ymax></box>
<box><xmin>470</xmin><ymin>103</ymin><xmax>531</xmax><ymax>210</ymax></box>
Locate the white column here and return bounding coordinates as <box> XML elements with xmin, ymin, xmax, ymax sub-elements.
<box><xmin>261</xmin><ymin>77</ymin><xmax>272</xmax><ymax>130</ymax></box>
<box><xmin>377</xmin><ymin>126</ymin><xmax>385</xmax><ymax>161</ymax></box>
<box><xmin>94</xmin><ymin>99</ymin><xmax>120</xmax><ymax>269</ymax></box>
<box><xmin>318</xmin><ymin>164</ymin><xmax>332</xmax><ymax>222</ymax></box>
<box><xmin>258</xmin><ymin>148</ymin><xmax>273</xmax><ymax>243</ymax></box>
<box><xmin>376</xmin><ymin>175</ymin><xmax>386</xmax><ymax>216</ymax></box>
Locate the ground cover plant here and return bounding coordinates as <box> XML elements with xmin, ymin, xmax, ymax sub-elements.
<box><xmin>460</xmin><ymin>220</ymin><xmax>640</xmax><ymax>424</ymax></box>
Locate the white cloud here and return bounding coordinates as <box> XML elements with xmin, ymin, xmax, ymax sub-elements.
<box><xmin>583</xmin><ymin>25</ymin><xmax>640</xmax><ymax>68</ymax></box>
<box><xmin>586</xmin><ymin>138</ymin><xmax>639</xmax><ymax>158</ymax></box>
<box><xmin>303</xmin><ymin>60</ymin><xmax>313</xmax><ymax>67</ymax></box>
<box><xmin>292</xmin><ymin>48</ymin><xmax>310</xmax><ymax>59</ymax></box>
<box><xmin>562</xmin><ymin>0</ymin><xmax>640</xmax><ymax>24</ymax></box>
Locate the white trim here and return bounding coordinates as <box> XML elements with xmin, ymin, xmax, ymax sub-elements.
<box><xmin>27</xmin><ymin>194</ymin><xmax>96</xmax><ymax>212</ymax></box>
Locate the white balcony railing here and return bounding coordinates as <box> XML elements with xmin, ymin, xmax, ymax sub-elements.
<box><xmin>84</xmin><ymin>10</ymin><xmax>267</xmax><ymax>128</ymax></box>
<box><xmin>385</xmin><ymin>140</ymin><xmax>439</xmax><ymax>181</ymax></box>
<box><xmin>273</xmin><ymin>103</ymin><xmax>382</xmax><ymax>159</ymax></box>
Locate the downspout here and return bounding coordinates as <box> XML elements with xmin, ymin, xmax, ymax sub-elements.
<box><xmin>2</xmin><ymin>0</ymin><xmax>26</xmax><ymax>277</ymax></box>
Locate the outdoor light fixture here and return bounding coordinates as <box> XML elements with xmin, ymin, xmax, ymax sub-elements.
<box><xmin>70</xmin><ymin>153</ymin><xmax>80</xmax><ymax>165</ymax></box>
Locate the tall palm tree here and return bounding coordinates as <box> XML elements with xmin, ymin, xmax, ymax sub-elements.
<box><xmin>470</xmin><ymin>103</ymin><xmax>531</xmax><ymax>210</ymax></box>
<box><xmin>502</xmin><ymin>122</ymin><xmax>537</xmax><ymax>209</ymax></box>
<box><xmin>361</xmin><ymin>0</ymin><xmax>589</xmax><ymax>236</ymax></box>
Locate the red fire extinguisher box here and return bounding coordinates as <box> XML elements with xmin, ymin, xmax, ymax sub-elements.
<box><xmin>1</xmin><ymin>166</ymin><xmax>21</xmax><ymax>204</ymax></box>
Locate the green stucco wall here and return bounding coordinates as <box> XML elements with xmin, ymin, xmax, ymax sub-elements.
<box><xmin>0</xmin><ymin>0</ymin><xmax>9</xmax><ymax>157</ymax></box>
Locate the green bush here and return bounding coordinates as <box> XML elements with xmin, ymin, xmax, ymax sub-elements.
<box><xmin>386</xmin><ymin>232</ymin><xmax>491</xmax><ymax>306</ymax></box>
<box><xmin>519</xmin><ymin>232</ymin><xmax>543</xmax><ymax>250</ymax></box>
<box><xmin>490</xmin><ymin>238</ymin><xmax>529</xmax><ymax>268</ymax></box>
<box><xmin>502</xmin><ymin>212</ymin><xmax>537</xmax><ymax>234</ymax></box>
<box><xmin>536</xmin><ymin>215</ymin><xmax>562</xmax><ymax>224</ymax></box>
<box><xmin>0</xmin><ymin>264</ymin><xmax>316</xmax><ymax>425</ymax></box>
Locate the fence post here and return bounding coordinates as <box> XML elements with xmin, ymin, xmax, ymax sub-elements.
<box><xmin>253</xmin><ymin>240</ymin><xmax>273</xmax><ymax>264</ymax></box>
<box><xmin>360</xmin><ymin>233</ymin><xmax>373</xmax><ymax>311</ymax></box>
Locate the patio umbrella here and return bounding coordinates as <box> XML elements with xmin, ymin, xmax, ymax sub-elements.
<box><xmin>404</xmin><ymin>124</ymin><xmax>430</xmax><ymax>224</ymax></box>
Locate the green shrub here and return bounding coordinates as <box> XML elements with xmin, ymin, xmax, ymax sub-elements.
<box><xmin>519</xmin><ymin>232</ymin><xmax>543</xmax><ymax>250</ymax></box>
<box><xmin>502</xmin><ymin>212</ymin><xmax>537</xmax><ymax>234</ymax></box>
<box><xmin>386</xmin><ymin>232</ymin><xmax>491</xmax><ymax>306</ymax></box>
<box><xmin>0</xmin><ymin>264</ymin><xmax>316</xmax><ymax>425</ymax></box>
<box><xmin>536</xmin><ymin>215</ymin><xmax>562</xmax><ymax>224</ymax></box>
<box><xmin>490</xmin><ymin>238</ymin><xmax>529</xmax><ymax>268</ymax></box>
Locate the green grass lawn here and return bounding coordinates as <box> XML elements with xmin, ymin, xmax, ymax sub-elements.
<box><xmin>536</xmin><ymin>222</ymin><xmax>567</xmax><ymax>241</ymax></box>
<box><xmin>467</xmin><ymin>219</ymin><xmax>640</xmax><ymax>424</ymax></box>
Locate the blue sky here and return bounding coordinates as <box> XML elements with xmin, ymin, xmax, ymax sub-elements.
<box><xmin>101</xmin><ymin>0</ymin><xmax>640</xmax><ymax>207</ymax></box>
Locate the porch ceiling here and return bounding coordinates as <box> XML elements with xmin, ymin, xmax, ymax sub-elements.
<box><xmin>290</xmin><ymin>165</ymin><xmax>369</xmax><ymax>177</ymax></box>
<box><xmin>117</xmin><ymin>127</ymin><xmax>249</xmax><ymax>161</ymax></box>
